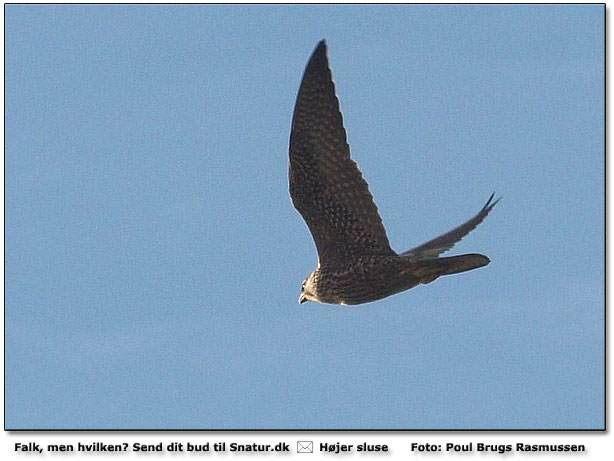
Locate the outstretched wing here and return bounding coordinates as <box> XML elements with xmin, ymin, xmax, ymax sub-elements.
<box><xmin>289</xmin><ymin>40</ymin><xmax>394</xmax><ymax>267</ymax></box>
<box><xmin>401</xmin><ymin>194</ymin><xmax>500</xmax><ymax>260</ymax></box>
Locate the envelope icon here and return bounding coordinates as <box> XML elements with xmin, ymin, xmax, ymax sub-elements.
<box><xmin>297</xmin><ymin>441</ymin><xmax>313</xmax><ymax>453</ymax></box>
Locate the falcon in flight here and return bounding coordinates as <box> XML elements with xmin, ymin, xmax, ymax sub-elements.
<box><xmin>289</xmin><ymin>40</ymin><xmax>499</xmax><ymax>305</ymax></box>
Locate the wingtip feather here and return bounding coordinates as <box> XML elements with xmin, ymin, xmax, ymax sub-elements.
<box><xmin>483</xmin><ymin>192</ymin><xmax>501</xmax><ymax>213</ymax></box>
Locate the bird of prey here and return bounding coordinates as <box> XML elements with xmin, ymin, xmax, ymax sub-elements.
<box><xmin>289</xmin><ymin>40</ymin><xmax>499</xmax><ymax>305</ymax></box>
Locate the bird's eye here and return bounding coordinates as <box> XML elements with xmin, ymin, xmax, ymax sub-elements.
<box><xmin>301</xmin><ymin>281</ymin><xmax>306</xmax><ymax>290</ymax></box>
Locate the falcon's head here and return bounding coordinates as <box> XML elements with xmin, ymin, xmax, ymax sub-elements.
<box><xmin>299</xmin><ymin>270</ymin><xmax>320</xmax><ymax>304</ymax></box>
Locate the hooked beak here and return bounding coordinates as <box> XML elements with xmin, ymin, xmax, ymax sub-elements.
<box><xmin>299</xmin><ymin>293</ymin><xmax>307</xmax><ymax>304</ymax></box>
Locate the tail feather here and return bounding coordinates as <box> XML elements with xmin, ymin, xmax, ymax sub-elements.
<box><xmin>411</xmin><ymin>254</ymin><xmax>490</xmax><ymax>284</ymax></box>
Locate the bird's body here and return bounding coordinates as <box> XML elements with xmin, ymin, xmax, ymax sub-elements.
<box><xmin>307</xmin><ymin>256</ymin><xmax>413</xmax><ymax>306</ymax></box>
<box><xmin>289</xmin><ymin>40</ymin><xmax>499</xmax><ymax>305</ymax></box>
<box><xmin>305</xmin><ymin>253</ymin><xmax>491</xmax><ymax>305</ymax></box>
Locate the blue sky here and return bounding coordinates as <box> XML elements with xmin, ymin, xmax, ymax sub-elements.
<box><xmin>5</xmin><ymin>4</ymin><xmax>604</xmax><ymax>429</ymax></box>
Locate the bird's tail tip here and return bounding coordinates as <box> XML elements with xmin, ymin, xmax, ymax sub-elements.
<box><xmin>413</xmin><ymin>253</ymin><xmax>491</xmax><ymax>284</ymax></box>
